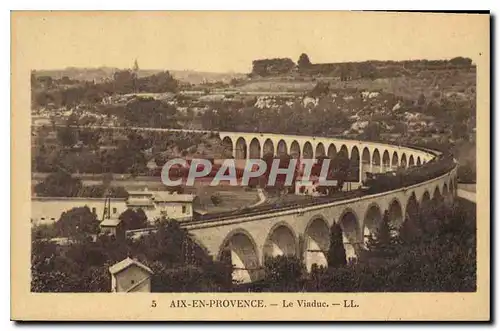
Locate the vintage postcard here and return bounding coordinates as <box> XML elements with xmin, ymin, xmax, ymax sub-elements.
<box><xmin>11</xmin><ymin>11</ymin><xmax>490</xmax><ymax>321</ymax></box>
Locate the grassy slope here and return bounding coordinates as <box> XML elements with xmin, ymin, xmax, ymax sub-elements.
<box><xmin>234</xmin><ymin>69</ymin><xmax>476</xmax><ymax>100</ymax></box>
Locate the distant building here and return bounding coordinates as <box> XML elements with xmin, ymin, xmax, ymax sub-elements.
<box><xmin>31</xmin><ymin>190</ymin><xmax>197</xmax><ymax>226</ymax></box>
<box><xmin>126</xmin><ymin>189</ymin><xmax>196</xmax><ymax>222</ymax></box>
<box><xmin>100</xmin><ymin>218</ymin><xmax>124</xmax><ymax>237</ymax></box>
<box><xmin>153</xmin><ymin>191</ymin><xmax>195</xmax><ymax>220</ymax></box>
<box><xmin>31</xmin><ymin>197</ymin><xmax>127</xmax><ymax>225</ymax></box>
<box><xmin>109</xmin><ymin>257</ymin><xmax>153</xmax><ymax>293</ymax></box>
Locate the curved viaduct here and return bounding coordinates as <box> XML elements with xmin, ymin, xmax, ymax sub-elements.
<box><xmin>219</xmin><ymin>132</ymin><xmax>435</xmax><ymax>183</ymax></box>
<box><xmin>182</xmin><ymin>132</ymin><xmax>458</xmax><ymax>283</ymax></box>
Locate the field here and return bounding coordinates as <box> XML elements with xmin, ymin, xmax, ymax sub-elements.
<box><xmin>194</xmin><ymin>186</ymin><xmax>261</xmax><ymax>213</ymax></box>
<box><xmin>32</xmin><ymin>173</ymin><xmax>260</xmax><ymax>214</ymax></box>
<box><xmin>235</xmin><ymin>80</ymin><xmax>316</xmax><ymax>92</ymax></box>
<box><xmin>458</xmin><ymin>184</ymin><xmax>476</xmax><ymax>193</ymax></box>
<box><xmin>233</xmin><ymin>69</ymin><xmax>476</xmax><ymax>101</ymax></box>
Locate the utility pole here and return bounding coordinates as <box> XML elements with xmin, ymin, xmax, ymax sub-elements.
<box><xmin>102</xmin><ymin>195</ymin><xmax>111</xmax><ymax>221</ymax></box>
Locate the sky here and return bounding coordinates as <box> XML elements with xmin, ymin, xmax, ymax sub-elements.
<box><xmin>13</xmin><ymin>11</ymin><xmax>489</xmax><ymax>73</ymax></box>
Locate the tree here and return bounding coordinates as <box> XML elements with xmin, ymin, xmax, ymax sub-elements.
<box><xmin>34</xmin><ymin>170</ymin><xmax>83</xmax><ymax>197</ymax></box>
<box><xmin>31</xmin><ymin>217</ymin><xmax>233</xmax><ymax>293</ymax></box>
<box><xmin>457</xmin><ymin>161</ymin><xmax>476</xmax><ymax>183</ymax></box>
<box><xmin>361</xmin><ymin>123</ymin><xmax>381</xmax><ymax>141</ymax></box>
<box><xmin>327</xmin><ymin>223</ymin><xmax>347</xmax><ymax>268</ymax></box>
<box><xmin>251</xmin><ymin>58</ymin><xmax>295</xmax><ymax>77</ymax></box>
<box><xmin>449</xmin><ymin>57</ymin><xmax>473</xmax><ymax>66</ymax></box>
<box><xmin>358</xmin><ymin>62</ymin><xmax>377</xmax><ymax>80</ymax></box>
<box><xmin>55</xmin><ymin>206</ymin><xmax>100</xmax><ymax>238</ymax></box>
<box><xmin>452</xmin><ymin>121</ymin><xmax>468</xmax><ymax>140</ymax></box>
<box><xmin>365</xmin><ymin>210</ymin><xmax>398</xmax><ymax>257</ymax></box>
<box><xmin>332</xmin><ymin>151</ymin><xmax>350</xmax><ymax>191</ymax></box>
<box><xmin>113</xmin><ymin>70</ymin><xmax>136</xmax><ymax>93</ymax></box>
<box><xmin>32</xmin><ymin>223</ymin><xmax>58</xmax><ymax>240</ymax></box>
<box><xmin>309</xmin><ymin>82</ymin><xmax>330</xmax><ymax>97</ymax></box>
<box><xmin>150</xmin><ymin>262</ymin><xmax>232</xmax><ymax>292</ymax></box>
<box><xmin>298</xmin><ymin>53</ymin><xmax>311</xmax><ymax>69</ymax></box>
<box><xmin>417</xmin><ymin>93</ymin><xmax>426</xmax><ymax>106</ymax></box>
<box><xmin>135</xmin><ymin>209</ymin><xmax>148</xmax><ymax>227</ymax></box>
<box><xmin>102</xmin><ymin>172</ymin><xmax>114</xmax><ymax>188</ymax></box>
<box><xmin>106</xmin><ymin>186</ymin><xmax>130</xmax><ymax>198</ymax></box>
<box><xmin>118</xmin><ymin>208</ymin><xmax>148</xmax><ymax>230</ymax></box>
<box><xmin>57</xmin><ymin>126</ymin><xmax>77</xmax><ymax>147</ymax></box>
<box><xmin>31</xmin><ymin>235</ymin><xmax>118</xmax><ymax>292</ymax></box>
<box><xmin>124</xmin><ymin>98</ymin><xmax>177</xmax><ymax>128</ymax></box>
<box><xmin>399</xmin><ymin>215</ymin><xmax>422</xmax><ymax>244</ymax></box>
<box><xmin>137</xmin><ymin>71</ymin><xmax>178</xmax><ymax>93</ymax></box>
<box><xmin>263</xmin><ymin>255</ymin><xmax>305</xmax><ymax>291</ymax></box>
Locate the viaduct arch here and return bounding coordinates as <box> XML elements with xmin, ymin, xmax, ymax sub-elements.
<box><xmin>182</xmin><ymin>131</ymin><xmax>458</xmax><ymax>283</ymax></box>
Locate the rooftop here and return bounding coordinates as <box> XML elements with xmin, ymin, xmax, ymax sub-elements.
<box><xmin>127</xmin><ymin>199</ymin><xmax>154</xmax><ymax>207</ymax></box>
<box><xmin>109</xmin><ymin>257</ymin><xmax>153</xmax><ymax>275</ymax></box>
<box><xmin>100</xmin><ymin>218</ymin><xmax>122</xmax><ymax>227</ymax></box>
<box><xmin>127</xmin><ymin>190</ymin><xmax>154</xmax><ymax>196</ymax></box>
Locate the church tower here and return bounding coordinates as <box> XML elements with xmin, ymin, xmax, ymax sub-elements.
<box><xmin>133</xmin><ymin>58</ymin><xmax>139</xmax><ymax>73</ymax></box>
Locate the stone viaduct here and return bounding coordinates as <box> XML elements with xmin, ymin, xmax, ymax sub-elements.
<box><xmin>219</xmin><ymin>131</ymin><xmax>436</xmax><ymax>183</ymax></box>
<box><xmin>182</xmin><ymin>131</ymin><xmax>458</xmax><ymax>283</ymax></box>
<box><xmin>61</xmin><ymin>126</ymin><xmax>458</xmax><ymax>284</ymax></box>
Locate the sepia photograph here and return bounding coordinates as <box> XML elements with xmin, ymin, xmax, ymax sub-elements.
<box><xmin>11</xmin><ymin>11</ymin><xmax>490</xmax><ymax>321</ymax></box>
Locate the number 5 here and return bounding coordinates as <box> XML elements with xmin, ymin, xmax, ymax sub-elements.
<box><xmin>151</xmin><ymin>300</ymin><xmax>157</xmax><ymax>308</ymax></box>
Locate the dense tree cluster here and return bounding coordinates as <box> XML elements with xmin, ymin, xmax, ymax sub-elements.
<box><xmin>200</xmin><ymin>98</ymin><xmax>351</xmax><ymax>136</ymax></box>
<box><xmin>32</xmin><ymin>219</ymin><xmax>233</xmax><ymax>292</ymax></box>
<box><xmin>250</xmin><ymin>53</ymin><xmax>474</xmax><ymax>80</ymax></box>
<box><xmin>32</xmin><ymin>126</ymin><xmax>211</xmax><ymax>176</ymax></box>
<box><xmin>32</xmin><ymin>194</ymin><xmax>475</xmax><ymax>293</ymax></box>
<box><xmin>327</xmin><ymin>223</ymin><xmax>347</xmax><ymax>267</ymax></box>
<box><xmin>297</xmin><ymin>53</ymin><xmax>311</xmax><ymax>69</ymax></box>
<box><xmin>34</xmin><ymin>170</ymin><xmax>83</xmax><ymax>197</ymax></box>
<box><xmin>457</xmin><ymin>160</ymin><xmax>476</xmax><ymax>183</ymax></box>
<box><xmin>251</xmin><ymin>58</ymin><xmax>296</xmax><ymax>77</ymax></box>
<box><xmin>118</xmin><ymin>208</ymin><xmax>149</xmax><ymax>230</ymax></box>
<box><xmin>122</xmin><ymin>98</ymin><xmax>178</xmax><ymax>128</ymax></box>
<box><xmin>34</xmin><ymin>170</ymin><xmax>129</xmax><ymax>198</ymax></box>
<box><xmin>242</xmin><ymin>198</ymin><xmax>476</xmax><ymax>292</ymax></box>
<box><xmin>31</xmin><ymin>206</ymin><xmax>99</xmax><ymax>240</ymax></box>
<box><xmin>32</xmin><ymin>70</ymin><xmax>178</xmax><ymax>109</ymax></box>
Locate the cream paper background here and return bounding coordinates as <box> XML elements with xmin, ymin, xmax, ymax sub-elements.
<box><xmin>11</xmin><ymin>11</ymin><xmax>490</xmax><ymax>321</ymax></box>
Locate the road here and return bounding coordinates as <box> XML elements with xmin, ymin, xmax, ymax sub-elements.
<box><xmin>457</xmin><ymin>184</ymin><xmax>476</xmax><ymax>203</ymax></box>
<box><xmin>32</xmin><ymin>123</ymin><xmax>215</xmax><ymax>134</ymax></box>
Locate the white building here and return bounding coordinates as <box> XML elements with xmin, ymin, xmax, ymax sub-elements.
<box><xmin>126</xmin><ymin>190</ymin><xmax>196</xmax><ymax>222</ymax></box>
<box><xmin>31</xmin><ymin>190</ymin><xmax>197</xmax><ymax>225</ymax></box>
<box><xmin>109</xmin><ymin>257</ymin><xmax>153</xmax><ymax>293</ymax></box>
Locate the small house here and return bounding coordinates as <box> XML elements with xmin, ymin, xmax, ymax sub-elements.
<box><xmin>109</xmin><ymin>257</ymin><xmax>153</xmax><ymax>293</ymax></box>
<box><xmin>100</xmin><ymin>218</ymin><xmax>124</xmax><ymax>238</ymax></box>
